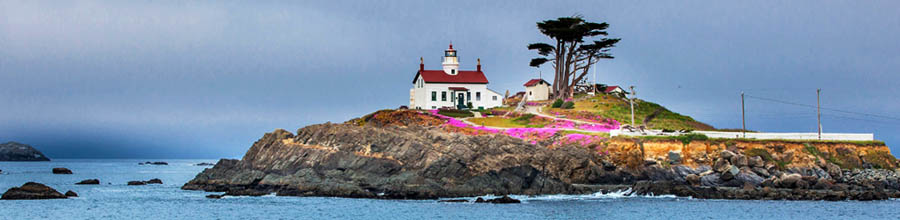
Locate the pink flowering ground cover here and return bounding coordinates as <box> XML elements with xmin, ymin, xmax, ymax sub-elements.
<box><xmin>428</xmin><ymin>110</ymin><xmax>616</xmax><ymax>147</ymax></box>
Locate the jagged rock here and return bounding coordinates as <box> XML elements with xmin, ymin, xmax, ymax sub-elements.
<box><xmin>714</xmin><ymin>158</ymin><xmax>730</xmax><ymax>173</ymax></box>
<box><xmin>779</xmin><ymin>174</ymin><xmax>803</xmax><ymax>188</ymax></box>
<box><xmin>182</xmin><ymin>124</ymin><xmax>607</xmax><ymax>199</ymax></box>
<box><xmin>195</xmin><ymin>163</ymin><xmax>215</xmax><ymax>166</ymax></box>
<box><xmin>139</xmin><ymin>161</ymin><xmax>168</xmax><ymax>165</ymax></box>
<box><xmin>701</xmin><ymin>173</ymin><xmax>722</xmax><ymax>186</ymax></box>
<box><xmin>476</xmin><ymin>195</ymin><xmax>520</xmax><ymax>204</ymax></box>
<box><xmin>147</xmin><ymin>178</ymin><xmax>163</xmax><ymax>184</ymax></box>
<box><xmin>64</xmin><ymin>190</ymin><xmax>78</xmax><ymax>197</ymax></box>
<box><xmin>76</xmin><ymin>179</ymin><xmax>100</xmax><ymax>185</ymax></box>
<box><xmin>685</xmin><ymin>174</ymin><xmax>700</xmax><ymax>186</ymax></box>
<box><xmin>720</xmin><ymin>150</ymin><xmax>737</xmax><ymax>160</ymax></box>
<box><xmin>752</xmin><ymin>167</ymin><xmax>771</xmax><ymax>177</ymax></box>
<box><xmin>826</xmin><ymin>163</ymin><xmax>842</xmax><ymax>179</ymax></box>
<box><xmin>127</xmin><ymin>181</ymin><xmax>147</xmax><ymax>186</ymax></box>
<box><xmin>1</xmin><ymin>182</ymin><xmax>67</xmax><ymax>200</ymax></box>
<box><xmin>748</xmin><ymin>156</ymin><xmax>764</xmax><ymax>168</ymax></box>
<box><xmin>0</xmin><ymin>142</ymin><xmax>50</xmax><ymax>161</ymax></box>
<box><xmin>735</xmin><ymin>169</ymin><xmax>764</xmax><ymax>186</ymax></box>
<box><xmin>721</xmin><ymin>165</ymin><xmax>740</xmax><ymax>181</ymax></box>
<box><xmin>206</xmin><ymin>194</ymin><xmax>225</xmax><ymax>199</ymax></box>
<box><xmin>52</xmin><ymin>168</ymin><xmax>72</xmax><ymax>174</ymax></box>
<box><xmin>668</xmin><ymin>151</ymin><xmax>681</xmax><ymax>164</ymax></box>
<box><xmin>734</xmin><ymin>155</ymin><xmax>749</xmax><ymax>167</ymax></box>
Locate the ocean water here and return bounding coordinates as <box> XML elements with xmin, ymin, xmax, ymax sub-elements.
<box><xmin>1</xmin><ymin>159</ymin><xmax>898</xmax><ymax>220</ymax></box>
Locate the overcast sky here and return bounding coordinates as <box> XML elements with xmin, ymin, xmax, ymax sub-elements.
<box><xmin>2</xmin><ymin>0</ymin><xmax>899</xmax><ymax>158</ymax></box>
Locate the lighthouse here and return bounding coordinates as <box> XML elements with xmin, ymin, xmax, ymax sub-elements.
<box><xmin>442</xmin><ymin>43</ymin><xmax>459</xmax><ymax>75</ymax></box>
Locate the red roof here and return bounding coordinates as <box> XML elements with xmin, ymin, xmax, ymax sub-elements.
<box><xmin>523</xmin><ymin>79</ymin><xmax>549</xmax><ymax>87</ymax></box>
<box><xmin>413</xmin><ymin>70</ymin><xmax>488</xmax><ymax>84</ymax></box>
<box><xmin>604</xmin><ymin>86</ymin><xmax>622</xmax><ymax>93</ymax></box>
<box><xmin>448</xmin><ymin>87</ymin><xmax>469</xmax><ymax>91</ymax></box>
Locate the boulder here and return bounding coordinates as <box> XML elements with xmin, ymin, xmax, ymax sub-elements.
<box><xmin>667</xmin><ymin>151</ymin><xmax>681</xmax><ymax>164</ymax></box>
<box><xmin>146</xmin><ymin>178</ymin><xmax>163</xmax><ymax>184</ymax></box>
<box><xmin>735</xmin><ymin>169</ymin><xmax>764</xmax><ymax>186</ymax></box>
<box><xmin>139</xmin><ymin>161</ymin><xmax>168</xmax><ymax>165</ymax></box>
<box><xmin>733</xmin><ymin>155</ymin><xmax>749</xmax><ymax>167</ymax></box>
<box><xmin>720</xmin><ymin>150</ymin><xmax>737</xmax><ymax>160</ymax></box>
<box><xmin>1</xmin><ymin>182</ymin><xmax>67</xmax><ymax>200</ymax></box>
<box><xmin>826</xmin><ymin>163</ymin><xmax>842</xmax><ymax>179</ymax></box>
<box><xmin>127</xmin><ymin>181</ymin><xmax>147</xmax><ymax>186</ymax></box>
<box><xmin>714</xmin><ymin>158</ymin><xmax>730</xmax><ymax>173</ymax></box>
<box><xmin>748</xmin><ymin>156</ymin><xmax>764</xmax><ymax>168</ymax></box>
<box><xmin>52</xmin><ymin>167</ymin><xmax>72</xmax><ymax>174</ymax></box>
<box><xmin>720</xmin><ymin>165</ymin><xmax>740</xmax><ymax>181</ymax></box>
<box><xmin>484</xmin><ymin>195</ymin><xmax>521</xmax><ymax>204</ymax></box>
<box><xmin>701</xmin><ymin>173</ymin><xmax>722</xmax><ymax>187</ymax></box>
<box><xmin>206</xmin><ymin>194</ymin><xmax>225</xmax><ymax>199</ymax></box>
<box><xmin>76</xmin><ymin>179</ymin><xmax>100</xmax><ymax>185</ymax></box>
<box><xmin>438</xmin><ymin>199</ymin><xmax>469</xmax><ymax>203</ymax></box>
<box><xmin>195</xmin><ymin>162</ymin><xmax>215</xmax><ymax>166</ymax></box>
<box><xmin>685</xmin><ymin>174</ymin><xmax>701</xmax><ymax>186</ymax></box>
<box><xmin>64</xmin><ymin>190</ymin><xmax>78</xmax><ymax>197</ymax></box>
<box><xmin>752</xmin><ymin>167</ymin><xmax>770</xmax><ymax>177</ymax></box>
<box><xmin>779</xmin><ymin>174</ymin><xmax>802</xmax><ymax>188</ymax></box>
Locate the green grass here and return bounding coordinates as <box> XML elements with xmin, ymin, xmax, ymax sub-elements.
<box><xmin>466</xmin><ymin>117</ymin><xmax>526</xmax><ymax>128</ymax></box>
<box><xmin>438</xmin><ymin>109</ymin><xmax>474</xmax><ymax>118</ymax></box>
<box><xmin>548</xmin><ymin>94</ymin><xmax>715</xmax><ymax>131</ymax></box>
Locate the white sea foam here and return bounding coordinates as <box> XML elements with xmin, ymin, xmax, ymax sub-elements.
<box><xmin>438</xmin><ymin>188</ymin><xmax>687</xmax><ymax>203</ymax></box>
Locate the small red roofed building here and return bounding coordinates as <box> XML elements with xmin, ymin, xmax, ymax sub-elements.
<box><xmin>604</xmin><ymin>85</ymin><xmax>628</xmax><ymax>97</ymax></box>
<box><xmin>523</xmin><ymin>78</ymin><xmax>551</xmax><ymax>101</ymax></box>
<box><xmin>410</xmin><ymin>44</ymin><xmax>503</xmax><ymax>110</ymax></box>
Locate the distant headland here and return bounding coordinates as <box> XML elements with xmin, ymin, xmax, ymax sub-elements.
<box><xmin>0</xmin><ymin>142</ymin><xmax>50</xmax><ymax>161</ymax></box>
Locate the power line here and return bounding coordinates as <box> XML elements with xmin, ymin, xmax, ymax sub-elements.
<box><xmin>744</xmin><ymin>94</ymin><xmax>900</xmax><ymax>121</ymax></box>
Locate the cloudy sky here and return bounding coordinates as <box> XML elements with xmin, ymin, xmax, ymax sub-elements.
<box><xmin>2</xmin><ymin>0</ymin><xmax>899</xmax><ymax>158</ymax></box>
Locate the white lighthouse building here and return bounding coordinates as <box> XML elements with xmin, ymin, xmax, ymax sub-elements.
<box><xmin>409</xmin><ymin>44</ymin><xmax>503</xmax><ymax>110</ymax></box>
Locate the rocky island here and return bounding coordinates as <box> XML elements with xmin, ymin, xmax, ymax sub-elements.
<box><xmin>183</xmin><ymin>109</ymin><xmax>900</xmax><ymax>201</ymax></box>
<box><xmin>0</xmin><ymin>141</ymin><xmax>50</xmax><ymax>161</ymax></box>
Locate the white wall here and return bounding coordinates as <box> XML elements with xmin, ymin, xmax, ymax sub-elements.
<box><xmin>525</xmin><ymin>83</ymin><xmax>550</xmax><ymax>101</ymax></box>
<box><xmin>410</xmin><ymin>82</ymin><xmax>502</xmax><ymax>109</ymax></box>
<box><xmin>610</xmin><ymin>129</ymin><xmax>874</xmax><ymax>141</ymax></box>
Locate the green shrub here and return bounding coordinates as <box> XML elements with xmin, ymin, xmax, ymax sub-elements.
<box><xmin>551</xmin><ymin>99</ymin><xmax>564</xmax><ymax>108</ymax></box>
<box><xmin>561</xmin><ymin>101</ymin><xmax>575</xmax><ymax>109</ymax></box>
<box><xmin>673</xmin><ymin>133</ymin><xmax>708</xmax><ymax>145</ymax></box>
<box><xmin>466</xmin><ymin>102</ymin><xmax>473</xmax><ymax>109</ymax></box>
<box><xmin>438</xmin><ymin>109</ymin><xmax>473</xmax><ymax>118</ymax></box>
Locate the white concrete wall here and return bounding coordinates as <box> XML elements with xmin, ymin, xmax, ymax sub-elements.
<box><xmin>411</xmin><ymin>82</ymin><xmax>502</xmax><ymax>109</ymax></box>
<box><xmin>525</xmin><ymin>83</ymin><xmax>550</xmax><ymax>101</ymax></box>
<box><xmin>693</xmin><ymin>131</ymin><xmax>874</xmax><ymax>141</ymax></box>
<box><xmin>610</xmin><ymin>129</ymin><xmax>874</xmax><ymax>141</ymax></box>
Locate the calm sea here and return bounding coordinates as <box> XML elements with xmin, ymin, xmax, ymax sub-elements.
<box><xmin>1</xmin><ymin>159</ymin><xmax>897</xmax><ymax>219</ymax></box>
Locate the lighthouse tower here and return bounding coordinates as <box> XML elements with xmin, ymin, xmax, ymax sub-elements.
<box><xmin>442</xmin><ymin>43</ymin><xmax>459</xmax><ymax>75</ymax></box>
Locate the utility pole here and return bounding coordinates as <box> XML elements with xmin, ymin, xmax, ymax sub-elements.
<box><xmin>817</xmin><ymin>88</ymin><xmax>822</xmax><ymax>140</ymax></box>
<box><xmin>630</xmin><ymin>86</ymin><xmax>636</xmax><ymax>128</ymax></box>
<box><xmin>741</xmin><ymin>92</ymin><xmax>746</xmax><ymax>138</ymax></box>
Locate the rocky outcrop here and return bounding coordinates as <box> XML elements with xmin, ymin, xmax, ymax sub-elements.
<box><xmin>128</xmin><ymin>178</ymin><xmax>163</xmax><ymax>185</ymax></box>
<box><xmin>76</xmin><ymin>179</ymin><xmax>100</xmax><ymax>185</ymax></box>
<box><xmin>0</xmin><ymin>142</ymin><xmax>50</xmax><ymax>161</ymax></box>
<box><xmin>139</xmin><ymin>161</ymin><xmax>168</xmax><ymax>165</ymax></box>
<box><xmin>1</xmin><ymin>182</ymin><xmax>67</xmax><ymax>200</ymax></box>
<box><xmin>181</xmin><ymin>110</ymin><xmax>900</xmax><ymax>201</ymax></box>
<box><xmin>183</xmin><ymin>123</ymin><xmax>613</xmax><ymax>199</ymax></box>
<box><xmin>52</xmin><ymin>167</ymin><xmax>72</xmax><ymax>174</ymax></box>
<box><xmin>64</xmin><ymin>190</ymin><xmax>78</xmax><ymax>197</ymax></box>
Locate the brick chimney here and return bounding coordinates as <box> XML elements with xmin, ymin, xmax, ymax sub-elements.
<box><xmin>419</xmin><ymin>57</ymin><xmax>424</xmax><ymax>71</ymax></box>
<box><xmin>477</xmin><ymin>58</ymin><xmax>481</xmax><ymax>72</ymax></box>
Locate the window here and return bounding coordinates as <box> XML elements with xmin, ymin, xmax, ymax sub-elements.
<box><xmin>418</xmin><ymin>79</ymin><xmax>423</xmax><ymax>88</ymax></box>
<box><xmin>451</xmin><ymin>92</ymin><xmax>455</xmax><ymax>102</ymax></box>
<box><xmin>431</xmin><ymin>91</ymin><xmax>436</xmax><ymax>101</ymax></box>
<box><xmin>432</xmin><ymin>106</ymin><xmax>436</xmax><ymax>109</ymax></box>
<box><xmin>476</xmin><ymin>92</ymin><xmax>481</xmax><ymax>101</ymax></box>
<box><xmin>467</xmin><ymin>92</ymin><xmax>471</xmax><ymax>100</ymax></box>
<box><xmin>441</xmin><ymin>91</ymin><xmax>447</xmax><ymax>101</ymax></box>
<box><xmin>493</xmin><ymin>96</ymin><xmax>497</xmax><ymax>101</ymax></box>
<box><xmin>529</xmin><ymin>91</ymin><xmax>532</xmax><ymax>95</ymax></box>
<box><xmin>451</xmin><ymin>69</ymin><xmax>456</xmax><ymax>74</ymax></box>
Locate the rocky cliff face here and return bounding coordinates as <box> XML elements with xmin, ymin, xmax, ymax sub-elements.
<box><xmin>183</xmin><ymin>110</ymin><xmax>900</xmax><ymax>200</ymax></box>
<box><xmin>183</xmin><ymin>123</ymin><xmax>620</xmax><ymax>199</ymax></box>
<box><xmin>0</xmin><ymin>142</ymin><xmax>50</xmax><ymax>161</ymax></box>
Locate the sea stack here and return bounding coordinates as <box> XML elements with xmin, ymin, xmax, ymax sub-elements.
<box><xmin>0</xmin><ymin>142</ymin><xmax>50</xmax><ymax>161</ymax></box>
